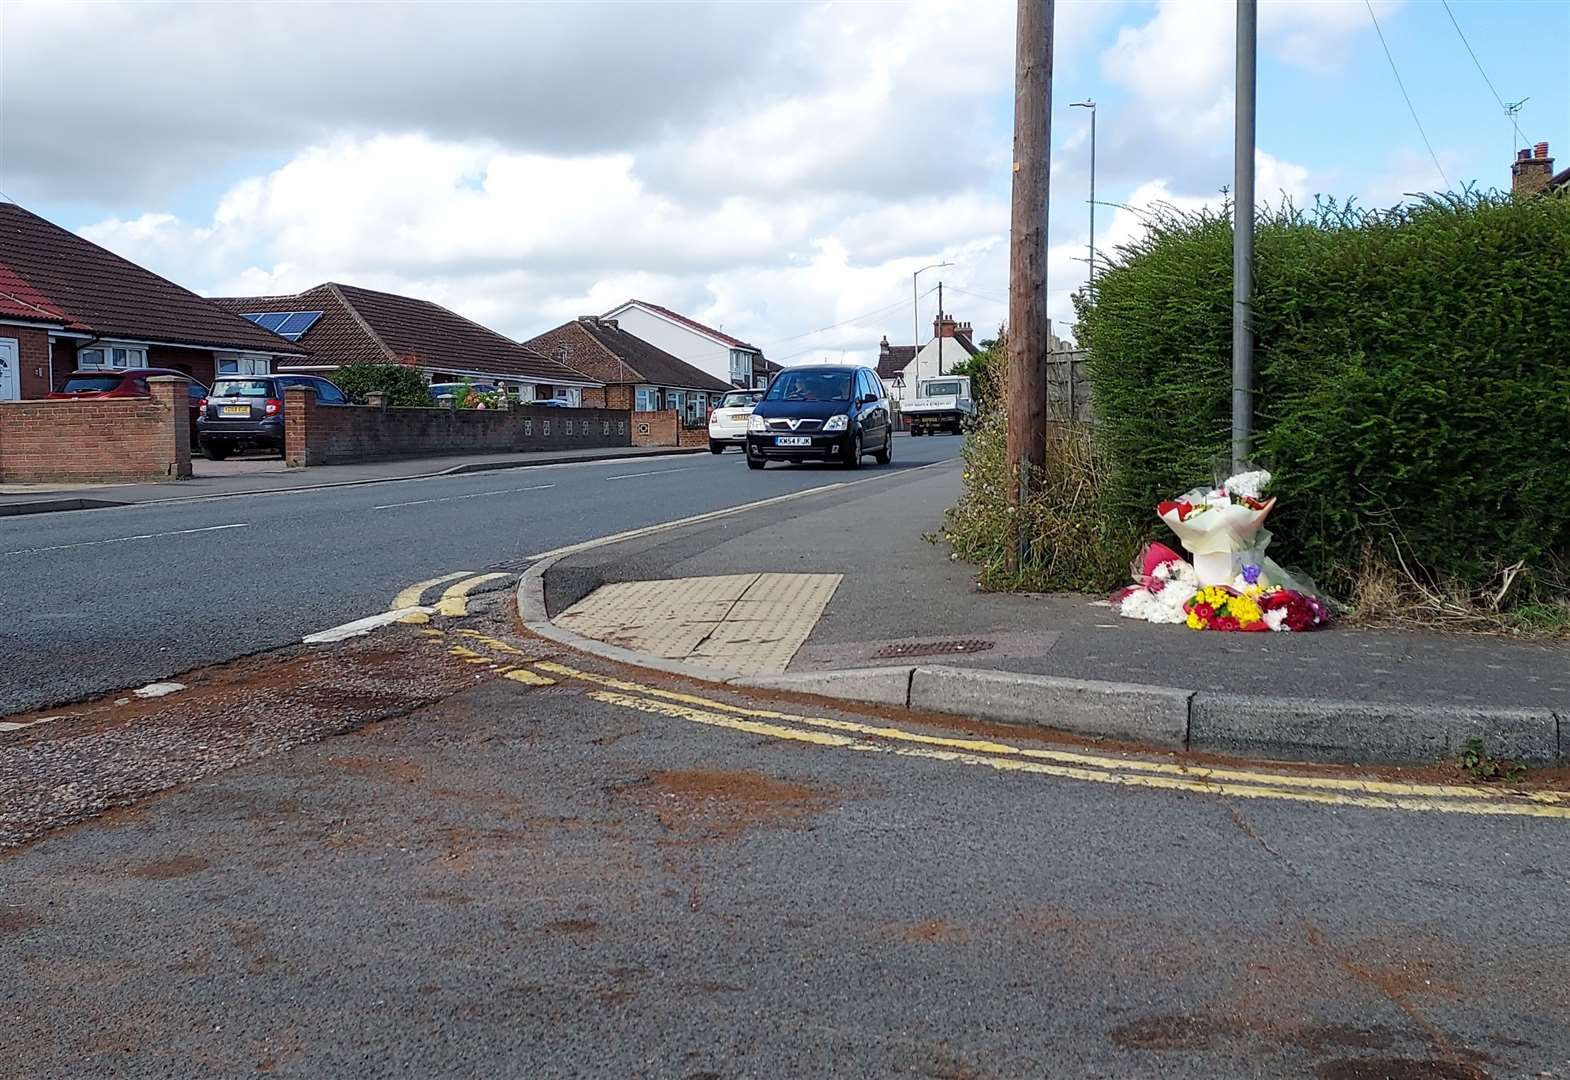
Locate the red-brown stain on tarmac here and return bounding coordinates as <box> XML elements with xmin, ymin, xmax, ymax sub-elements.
<box><xmin>0</xmin><ymin>908</ymin><xmax>41</xmax><ymax>933</ymax></box>
<box><xmin>325</xmin><ymin>756</ymin><xmax>424</xmax><ymax>783</ymax></box>
<box><xmin>887</xmin><ymin>919</ymin><xmax>969</xmax><ymax>944</ymax></box>
<box><xmin>127</xmin><ymin>854</ymin><xmax>209</xmax><ymax>880</ymax></box>
<box><xmin>544</xmin><ymin>918</ymin><xmax>599</xmax><ymax>935</ymax></box>
<box><xmin>613</xmin><ymin>768</ymin><xmax>832</xmax><ymax>841</ymax></box>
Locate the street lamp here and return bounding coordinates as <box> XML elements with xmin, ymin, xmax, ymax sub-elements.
<box><xmin>1070</xmin><ymin>99</ymin><xmax>1096</xmax><ymax>288</ymax></box>
<box><xmin>913</xmin><ymin>261</ymin><xmax>951</xmax><ymax>389</ymax></box>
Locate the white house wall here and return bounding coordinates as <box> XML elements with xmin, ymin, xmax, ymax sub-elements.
<box><xmin>889</xmin><ymin>338</ymin><xmax>971</xmax><ymax>406</ymax></box>
<box><xmin>603</xmin><ymin>307</ymin><xmax>735</xmax><ymax>386</ymax></box>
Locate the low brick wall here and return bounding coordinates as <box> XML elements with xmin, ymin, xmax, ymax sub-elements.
<box><xmin>678</xmin><ymin>427</ymin><xmax>709</xmax><ymax>448</ymax></box>
<box><xmin>630</xmin><ymin>410</ymin><xmax>677</xmax><ymax>447</ymax></box>
<box><xmin>284</xmin><ymin>389</ymin><xmax>633</xmax><ymax>467</ymax></box>
<box><xmin>0</xmin><ymin>377</ymin><xmax>190</xmax><ymax>483</ymax></box>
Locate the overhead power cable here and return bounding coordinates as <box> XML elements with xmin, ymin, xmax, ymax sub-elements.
<box><xmin>1363</xmin><ymin>0</ymin><xmax>1450</xmax><ymax>189</ymax></box>
<box><xmin>1439</xmin><ymin>0</ymin><xmax>1528</xmax><ymax>152</ymax></box>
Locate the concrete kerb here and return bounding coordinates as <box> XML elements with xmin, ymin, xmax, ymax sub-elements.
<box><xmin>515</xmin><ymin>493</ymin><xmax>1567</xmax><ymax>767</ymax></box>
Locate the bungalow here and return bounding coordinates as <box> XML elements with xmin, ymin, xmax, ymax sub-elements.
<box><xmin>599</xmin><ymin>299</ymin><xmax>778</xmax><ymax>389</ymax></box>
<box><xmin>0</xmin><ymin>203</ymin><xmax>304</xmax><ymax>400</ymax></box>
<box><xmin>523</xmin><ymin>315</ymin><xmax>736</xmax><ymax>426</ymax></box>
<box><xmin>209</xmin><ymin>283</ymin><xmax>601</xmax><ymax>404</ymax></box>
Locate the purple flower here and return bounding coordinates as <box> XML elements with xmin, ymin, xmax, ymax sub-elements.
<box><xmin>1242</xmin><ymin>564</ymin><xmax>1261</xmax><ymax>585</ymax></box>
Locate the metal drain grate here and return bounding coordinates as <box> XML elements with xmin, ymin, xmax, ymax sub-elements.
<box><xmin>870</xmin><ymin>638</ymin><xmax>995</xmax><ymax>659</ymax></box>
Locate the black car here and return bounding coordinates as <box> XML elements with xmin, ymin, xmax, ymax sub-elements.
<box><xmin>745</xmin><ymin>365</ymin><xmax>892</xmax><ymax>470</ymax></box>
<box><xmin>197</xmin><ymin>374</ymin><xmax>347</xmax><ymax>459</ymax></box>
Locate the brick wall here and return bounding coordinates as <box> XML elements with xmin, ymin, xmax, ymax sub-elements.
<box><xmin>629</xmin><ymin>410</ymin><xmax>678</xmax><ymax>447</ymax></box>
<box><xmin>1</xmin><ymin>326</ymin><xmax>54</xmax><ymax>398</ymax></box>
<box><xmin>284</xmin><ymin>389</ymin><xmax>633</xmax><ymax>467</ymax></box>
<box><xmin>678</xmin><ymin>427</ymin><xmax>709</xmax><ymax>448</ymax></box>
<box><xmin>0</xmin><ymin>376</ymin><xmax>190</xmax><ymax>482</ymax></box>
<box><xmin>581</xmin><ymin>386</ymin><xmax>607</xmax><ymax>408</ymax></box>
<box><xmin>146</xmin><ymin>346</ymin><xmax>217</xmax><ymax>390</ymax></box>
<box><xmin>605</xmin><ymin>384</ymin><xmax>634</xmax><ymax>410</ymax></box>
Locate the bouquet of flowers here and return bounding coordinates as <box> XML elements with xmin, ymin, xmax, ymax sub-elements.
<box><xmin>1178</xmin><ymin>563</ymin><xmax>1330</xmax><ymax>633</ymax></box>
<box><xmin>1158</xmin><ymin>469</ymin><xmax>1276</xmax><ymax>587</ymax></box>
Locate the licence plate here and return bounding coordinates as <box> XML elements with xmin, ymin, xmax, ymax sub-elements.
<box><xmin>221</xmin><ymin>405</ymin><xmax>250</xmax><ymax>417</ymax></box>
<box><xmin>774</xmin><ymin>436</ymin><xmax>813</xmax><ymax>447</ymax></box>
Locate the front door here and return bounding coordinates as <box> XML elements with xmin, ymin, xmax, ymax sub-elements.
<box><xmin>0</xmin><ymin>339</ymin><xmax>19</xmax><ymax>401</ymax></box>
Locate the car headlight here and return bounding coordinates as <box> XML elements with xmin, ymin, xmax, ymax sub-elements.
<box><xmin>748</xmin><ymin>414</ymin><xmax>767</xmax><ymax>433</ymax></box>
<box><xmin>823</xmin><ymin>414</ymin><xmax>848</xmax><ymax>432</ymax></box>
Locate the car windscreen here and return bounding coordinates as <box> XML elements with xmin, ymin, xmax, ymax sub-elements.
<box><xmin>59</xmin><ymin>375</ymin><xmax>123</xmax><ymax>393</ymax></box>
<box><xmin>211</xmin><ymin>379</ymin><xmax>274</xmax><ymax>398</ymax></box>
<box><xmin>765</xmin><ymin>371</ymin><xmax>853</xmax><ymax>403</ymax></box>
<box><xmin>923</xmin><ymin>380</ymin><xmax>961</xmax><ymax>396</ymax></box>
<box><xmin>720</xmin><ymin>392</ymin><xmax>760</xmax><ymax>408</ymax></box>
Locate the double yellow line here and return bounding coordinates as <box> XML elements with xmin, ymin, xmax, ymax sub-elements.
<box><xmin>519</xmin><ymin>660</ymin><xmax>1570</xmax><ymax>820</ymax></box>
<box><xmin>391</xmin><ymin>571</ymin><xmax>511</xmax><ymax>622</ymax></box>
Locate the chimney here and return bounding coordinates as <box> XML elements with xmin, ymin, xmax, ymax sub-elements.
<box><xmin>879</xmin><ymin>335</ymin><xmax>890</xmax><ymax>357</ymax></box>
<box><xmin>1512</xmin><ymin>141</ymin><xmax>1554</xmax><ymax>197</ymax></box>
<box><xmin>933</xmin><ymin>312</ymin><xmax>959</xmax><ymax>338</ymax></box>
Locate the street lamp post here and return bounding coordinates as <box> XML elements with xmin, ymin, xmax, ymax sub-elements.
<box><xmin>913</xmin><ymin>260</ymin><xmax>951</xmax><ymax>395</ymax></box>
<box><xmin>1070</xmin><ymin>99</ymin><xmax>1096</xmax><ymax>288</ymax></box>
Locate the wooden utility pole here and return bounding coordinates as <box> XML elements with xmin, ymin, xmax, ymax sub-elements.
<box><xmin>1006</xmin><ymin>0</ymin><xmax>1053</xmax><ymax>571</ymax></box>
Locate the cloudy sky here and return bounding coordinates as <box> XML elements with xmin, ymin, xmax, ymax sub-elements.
<box><xmin>2</xmin><ymin>0</ymin><xmax>1565</xmax><ymax>364</ymax></box>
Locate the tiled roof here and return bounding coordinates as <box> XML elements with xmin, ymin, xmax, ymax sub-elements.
<box><xmin>0</xmin><ymin>202</ymin><xmax>304</xmax><ymax>354</ymax></box>
<box><xmin>876</xmin><ymin>344</ymin><xmax>917</xmax><ymax>380</ymax></box>
<box><xmin>576</xmin><ymin>318</ymin><xmax>733</xmax><ymax>391</ymax></box>
<box><xmin>613</xmin><ymin>299</ymin><xmax>761</xmax><ymax>352</ymax></box>
<box><xmin>954</xmin><ymin>331</ymin><xmax>982</xmax><ymax>357</ymax></box>
<box><xmin>211</xmin><ymin>283</ymin><xmax>597</xmax><ymax>385</ymax></box>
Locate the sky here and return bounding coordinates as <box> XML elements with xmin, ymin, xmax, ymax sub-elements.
<box><xmin>1</xmin><ymin>0</ymin><xmax>1565</xmax><ymax>365</ymax></box>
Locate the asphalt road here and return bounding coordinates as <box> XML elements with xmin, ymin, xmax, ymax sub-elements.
<box><xmin>0</xmin><ymin>436</ymin><xmax>962</xmax><ymax>716</ymax></box>
<box><xmin>4</xmin><ymin>606</ymin><xmax>1566</xmax><ymax>1078</ymax></box>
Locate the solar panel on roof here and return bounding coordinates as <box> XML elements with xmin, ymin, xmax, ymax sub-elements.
<box><xmin>241</xmin><ymin>313</ymin><xmax>266</xmax><ymax>326</ymax></box>
<box><xmin>278</xmin><ymin>311</ymin><xmax>323</xmax><ymax>337</ymax></box>
<box><xmin>251</xmin><ymin>312</ymin><xmax>290</xmax><ymax>331</ymax></box>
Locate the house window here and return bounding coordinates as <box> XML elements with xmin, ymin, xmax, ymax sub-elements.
<box><xmin>635</xmin><ymin>387</ymin><xmax>658</xmax><ymax>411</ymax></box>
<box><xmin>563</xmin><ymin>387</ymin><xmax>581</xmax><ymax>407</ymax></box>
<box><xmin>665</xmin><ymin>389</ymin><xmax>684</xmax><ymax>413</ymax></box>
<box><xmin>217</xmin><ymin>353</ymin><xmax>270</xmax><ymax>375</ymax></box>
<box><xmin>729</xmin><ymin>350</ymin><xmax>749</xmax><ymax>384</ymax></box>
<box><xmin>517</xmin><ymin>384</ymin><xmax>536</xmax><ymax>403</ymax></box>
<box><xmin>77</xmin><ymin>345</ymin><xmax>147</xmax><ymax>370</ymax></box>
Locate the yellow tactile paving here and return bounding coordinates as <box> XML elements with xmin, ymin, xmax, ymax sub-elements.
<box><xmin>553</xmin><ymin>572</ymin><xmax>842</xmax><ymax>676</ymax></box>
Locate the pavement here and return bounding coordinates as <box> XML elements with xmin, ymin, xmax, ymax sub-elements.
<box><xmin>0</xmin><ymin>443</ymin><xmax>708</xmax><ymax>515</ymax></box>
<box><xmin>0</xmin><ymin>436</ymin><xmax>960</xmax><ymax>718</ymax></box>
<box><xmin>531</xmin><ymin>450</ymin><xmax>1570</xmax><ymax>767</ymax></box>
<box><xmin>6</xmin><ymin>579</ymin><xmax>1570</xmax><ymax>1078</ymax></box>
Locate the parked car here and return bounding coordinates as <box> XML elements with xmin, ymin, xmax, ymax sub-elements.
<box><xmin>49</xmin><ymin>368</ymin><xmax>207</xmax><ymax>443</ymax></box>
<box><xmin>708</xmin><ymin>390</ymin><xmax>764</xmax><ymax>453</ymax></box>
<box><xmin>533</xmin><ymin>397</ymin><xmax>574</xmax><ymax>408</ymax></box>
<box><xmin>197</xmin><ymin>374</ymin><xmax>347</xmax><ymax>459</ymax></box>
<box><xmin>744</xmin><ymin>365</ymin><xmax>892</xmax><ymax>471</ymax></box>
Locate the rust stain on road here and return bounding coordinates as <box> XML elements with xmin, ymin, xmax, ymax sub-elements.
<box><xmin>126</xmin><ymin>854</ymin><xmax>209</xmax><ymax>880</ymax></box>
<box><xmin>612</xmin><ymin>768</ymin><xmax>833</xmax><ymax>841</ymax></box>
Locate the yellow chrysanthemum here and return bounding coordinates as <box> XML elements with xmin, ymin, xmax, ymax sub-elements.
<box><xmin>1228</xmin><ymin>596</ymin><xmax>1263</xmax><ymax>624</ymax></box>
<box><xmin>1186</xmin><ymin>612</ymin><xmax>1205</xmax><ymax>630</ymax></box>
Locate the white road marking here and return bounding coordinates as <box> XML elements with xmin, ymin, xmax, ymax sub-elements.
<box><xmin>525</xmin><ymin>459</ymin><xmax>953</xmax><ymax>561</ymax></box>
<box><xmin>304</xmin><ymin>606</ymin><xmax>431</xmax><ymax>644</ymax></box>
<box><xmin>2</xmin><ymin>522</ymin><xmax>249</xmax><ymax>556</ymax></box>
<box><xmin>373</xmin><ymin>484</ymin><xmax>555</xmax><ymax>510</ymax></box>
<box><xmin>604</xmin><ymin>467</ymin><xmax>695</xmax><ymax>481</ymax></box>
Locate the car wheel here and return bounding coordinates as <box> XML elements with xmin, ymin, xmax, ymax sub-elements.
<box><xmin>202</xmin><ymin>441</ymin><xmax>230</xmax><ymax>461</ymax></box>
<box><xmin>747</xmin><ymin>456</ymin><xmax>766</xmax><ymax>470</ymax></box>
<box><xmin>709</xmin><ymin>440</ymin><xmax>724</xmax><ymax>454</ymax></box>
<box><xmin>874</xmin><ymin>432</ymin><xmax>892</xmax><ymax>465</ymax></box>
<box><xmin>844</xmin><ymin>433</ymin><xmax>862</xmax><ymax>469</ymax></box>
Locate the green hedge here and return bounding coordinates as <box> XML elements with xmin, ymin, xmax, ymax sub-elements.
<box><xmin>1073</xmin><ymin>192</ymin><xmax>1570</xmax><ymax>599</ymax></box>
<box><xmin>332</xmin><ymin>362</ymin><xmax>433</xmax><ymax>407</ymax></box>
